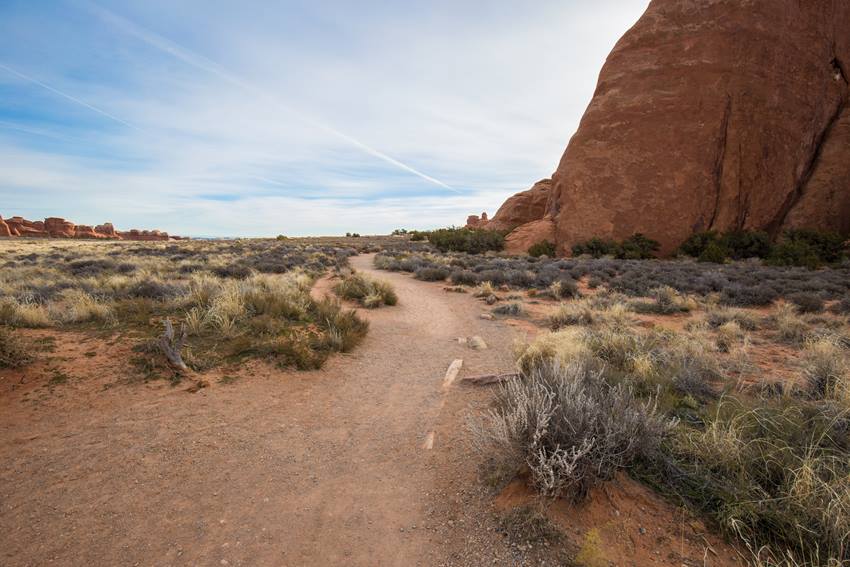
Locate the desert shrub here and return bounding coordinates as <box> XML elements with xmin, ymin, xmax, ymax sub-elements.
<box><xmin>409</xmin><ymin>231</ymin><xmax>427</xmax><ymax>241</ymax></box>
<box><xmin>572</xmin><ymin>234</ymin><xmax>659</xmax><ymax>260</ymax></box>
<box><xmin>787</xmin><ymin>292</ymin><xmax>824</xmax><ymax>314</ymax></box>
<box><xmin>832</xmin><ymin>295</ymin><xmax>850</xmax><ymax>315</ymax></box>
<box><xmin>721</xmin><ymin>230</ymin><xmax>772</xmax><ymax>260</ymax></box>
<box><xmin>213</xmin><ymin>263</ymin><xmax>253</xmax><ymax>279</ymax></box>
<box><xmin>550</xmin><ymin>279</ymin><xmax>579</xmax><ymax>299</ymax></box>
<box><xmin>679</xmin><ymin>231</ymin><xmax>720</xmax><ymax>258</ymax></box>
<box><xmin>767</xmin><ymin>241</ymin><xmax>823</xmax><ymax>270</ymax></box>
<box><xmin>698</xmin><ymin>241</ymin><xmax>729</xmax><ymax>263</ymax></box>
<box><xmin>783</xmin><ymin>230</ymin><xmax>846</xmax><ymax>264</ymax></box>
<box><xmin>772</xmin><ymin>303</ymin><xmax>811</xmax><ymax>344</ymax></box>
<box><xmin>571</xmin><ymin>237</ymin><xmax>619</xmax><ymax>258</ymax></box>
<box><xmin>705</xmin><ymin>306</ymin><xmax>759</xmax><ymax>331</ymax></box>
<box><xmin>528</xmin><ymin>240</ymin><xmax>556</xmax><ymax>258</ymax></box>
<box><xmin>549</xmin><ymin>302</ymin><xmax>595</xmax><ymax>329</ymax></box>
<box><xmin>0</xmin><ymin>326</ymin><xmax>32</xmax><ymax>368</ymax></box>
<box><xmin>414</xmin><ymin>267</ymin><xmax>450</xmax><ymax>281</ymax></box>
<box><xmin>681</xmin><ymin>230</ymin><xmax>772</xmax><ymax>261</ymax></box>
<box><xmin>471</xmin><ymin>360</ymin><xmax>673</xmax><ymax>499</ymax></box>
<box><xmin>803</xmin><ymin>338</ymin><xmax>849</xmax><ymax>402</ymax></box>
<box><xmin>493</xmin><ymin>302</ymin><xmax>523</xmax><ymax>316</ymax></box>
<box><xmin>311</xmin><ymin>297</ymin><xmax>369</xmax><ymax>353</ymax></box>
<box><xmin>125</xmin><ymin>279</ymin><xmax>184</xmax><ymax>300</ymax></box>
<box><xmin>0</xmin><ymin>298</ymin><xmax>52</xmax><ymax>327</ymax></box>
<box><xmin>629</xmin><ymin>286</ymin><xmax>693</xmax><ymax>315</ymax></box>
<box><xmin>450</xmin><ymin>269</ymin><xmax>479</xmax><ymax>286</ymax></box>
<box><xmin>646</xmin><ymin>399</ymin><xmax>850</xmax><ymax>564</ymax></box>
<box><xmin>333</xmin><ymin>273</ymin><xmax>397</xmax><ymax>308</ymax></box>
<box><xmin>720</xmin><ymin>283</ymin><xmax>778</xmax><ymax>307</ymax></box>
<box><xmin>618</xmin><ymin>233</ymin><xmax>660</xmax><ymax>260</ymax></box>
<box><xmin>426</xmin><ymin>227</ymin><xmax>505</xmax><ymax>253</ymax></box>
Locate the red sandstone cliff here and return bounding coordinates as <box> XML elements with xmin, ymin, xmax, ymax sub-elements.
<box><xmin>470</xmin><ymin>0</ymin><xmax>850</xmax><ymax>255</ymax></box>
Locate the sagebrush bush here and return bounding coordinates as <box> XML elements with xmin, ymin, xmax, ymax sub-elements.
<box><xmin>787</xmin><ymin>292</ymin><xmax>824</xmax><ymax>314</ymax></box>
<box><xmin>414</xmin><ymin>267</ymin><xmax>450</xmax><ymax>281</ymax></box>
<box><xmin>471</xmin><ymin>360</ymin><xmax>674</xmax><ymax>499</ymax></box>
<box><xmin>0</xmin><ymin>326</ymin><xmax>32</xmax><ymax>368</ymax></box>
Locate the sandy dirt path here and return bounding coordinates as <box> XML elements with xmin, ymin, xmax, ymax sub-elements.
<box><xmin>0</xmin><ymin>254</ymin><xmax>532</xmax><ymax>566</ymax></box>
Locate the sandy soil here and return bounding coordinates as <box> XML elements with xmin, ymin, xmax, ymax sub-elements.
<box><xmin>1</xmin><ymin>254</ymin><xmax>744</xmax><ymax>566</ymax></box>
<box><xmin>0</xmin><ymin>254</ymin><xmax>532</xmax><ymax>566</ymax></box>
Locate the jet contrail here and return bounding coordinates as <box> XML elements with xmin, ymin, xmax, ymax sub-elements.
<box><xmin>77</xmin><ymin>0</ymin><xmax>458</xmax><ymax>192</ymax></box>
<box><xmin>0</xmin><ymin>62</ymin><xmax>142</xmax><ymax>132</ymax></box>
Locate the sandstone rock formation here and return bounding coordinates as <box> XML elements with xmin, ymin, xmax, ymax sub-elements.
<box><xmin>95</xmin><ymin>223</ymin><xmax>119</xmax><ymax>238</ymax></box>
<box><xmin>0</xmin><ymin>214</ymin><xmax>178</xmax><ymax>241</ymax></box>
<box><xmin>471</xmin><ymin>0</ymin><xmax>850</xmax><ymax>255</ymax></box>
<box><xmin>466</xmin><ymin>212</ymin><xmax>488</xmax><ymax>229</ymax></box>
<box><xmin>487</xmin><ymin>179</ymin><xmax>552</xmax><ymax>233</ymax></box>
<box><xmin>504</xmin><ymin>218</ymin><xmax>556</xmax><ymax>255</ymax></box>
<box><xmin>44</xmin><ymin>218</ymin><xmax>76</xmax><ymax>238</ymax></box>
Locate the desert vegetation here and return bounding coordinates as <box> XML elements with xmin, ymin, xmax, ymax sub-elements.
<box><xmin>332</xmin><ymin>271</ymin><xmax>398</xmax><ymax>308</ymax></box>
<box><xmin>0</xmin><ymin>239</ymin><xmax>375</xmax><ymax>376</ymax></box>
<box><xmin>465</xmin><ymin>272</ymin><xmax>850</xmax><ymax>565</ymax></box>
<box><xmin>374</xmin><ymin>249</ymin><xmax>850</xmax><ymax>307</ymax></box>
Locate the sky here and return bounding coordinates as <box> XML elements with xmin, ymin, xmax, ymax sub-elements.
<box><xmin>0</xmin><ymin>0</ymin><xmax>649</xmax><ymax>237</ymax></box>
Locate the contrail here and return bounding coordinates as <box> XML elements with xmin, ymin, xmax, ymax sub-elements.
<box><xmin>77</xmin><ymin>0</ymin><xmax>458</xmax><ymax>192</ymax></box>
<box><xmin>0</xmin><ymin>62</ymin><xmax>142</xmax><ymax>132</ymax></box>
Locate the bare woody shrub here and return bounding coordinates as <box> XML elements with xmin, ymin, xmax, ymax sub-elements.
<box><xmin>470</xmin><ymin>360</ymin><xmax>675</xmax><ymax>500</ymax></box>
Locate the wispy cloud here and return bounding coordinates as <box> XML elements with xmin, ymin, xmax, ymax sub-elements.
<box><xmin>0</xmin><ymin>0</ymin><xmax>649</xmax><ymax>236</ymax></box>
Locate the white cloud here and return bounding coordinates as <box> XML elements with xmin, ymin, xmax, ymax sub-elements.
<box><xmin>0</xmin><ymin>0</ymin><xmax>649</xmax><ymax>236</ymax></box>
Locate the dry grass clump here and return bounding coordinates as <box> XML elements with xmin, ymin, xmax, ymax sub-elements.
<box><xmin>0</xmin><ymin>326</ymin><xmax>33</xmax><ymax>368</ymax></box>
<box><xmin>802</xmin><ymin>338</ymin><xmax>849</xmax><ymax>402</ymax></box>
<box><xmin>333</xmin><ymin>272</ymin><xmax>398</xmax><ymax>308</ymax></box>
<box><xmin>771</xmin><ymin>303</ymin><xmax>813</xmax><ymax>344</ymax></box>
<box><xmin>629</xmin><ymin>286</ymin><xmax>696</xmax><ymax>315</ymax></box>
<box><xmin>704</xmin><ymin>305</ymin><xmax>760</xmax><ymax>331</ymax></box>
<box><xmin>652</xmin><ymin>399</ymin><xmax>850</xmax><ymax>565</ymax></box>
<box><xmin>470</xmin><ymin>360</ymin><xmax>674</xmax><ymax>499</ymax></box>
<box><xmin>549</xmin><ymin>297</ymin><xmax>633</xmax><ymax>330</ymax></box>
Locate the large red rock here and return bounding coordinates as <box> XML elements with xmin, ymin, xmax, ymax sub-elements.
<box><xmin>477</xmin><ymin>0</ymin><xmax>850</xmax><ymax>255</ymax></box>
<box><xmin>44</xmin><ymin>217</ymin><xmax>76</xmax><ymax>238</ymax></box>
<box><xmin>95</xmin><ymin>223</ymin><xmax>119</xmax><ymax>238</ymax></box>
<box><xmin>74</xmin><ymin>225</ymin><xmax>105</xmax><ymax>239</ymax></box>
<box><xmin>487</xmin><ymin>179</ymin><xmax>552</xmax><ymax>232</ymax></box>
<box><xmin>0</xmin><ymin>216</ymin><xmax>11</xmax><ymax>238</ymax></box>
<box><xmin>549</xmin><ymin>0</ymin><xmax>850</xmax><ymax>255</ymax></box>
<box><xmin>120</xmin><ymin>229</ymin><xmax>170</xmax><ymax>241</ymax></box>
<box><xmin>504</xmin><ymin>218</ymin><xmax>556</xmax><ymax>255</ymax></box>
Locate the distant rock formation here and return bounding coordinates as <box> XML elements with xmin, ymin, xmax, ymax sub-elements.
<box><xmin>468</xmin><ymin>0</ymin><xmax>850</xmax><ymax>255</ymax></box>
<box><xmin>0</xmin><ymin>214</ymin><xmax>181</xmax><ymax>241</ymax></box>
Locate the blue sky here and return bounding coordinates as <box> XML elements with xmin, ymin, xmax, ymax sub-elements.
<box><xmin>0</xmin><ymin>0</ymin><xmax>648</xmax><ymax>237</ymax></box>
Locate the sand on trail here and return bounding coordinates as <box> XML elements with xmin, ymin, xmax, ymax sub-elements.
<box><xmin>0</xmin><ymin>254</ymin><xmax>525</xmax><ymax>566</ymax></box>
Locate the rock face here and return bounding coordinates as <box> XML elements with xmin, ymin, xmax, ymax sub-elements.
<box><xmin>504</xmin><ymin>218</ymin><xmax>556</xmax><ymax>255</ymax></box>
<box><xmin>487</xmin><ymin>179</ymin><xmax>552</xmax><ymax>232</ymax></box>
<box><xmin>0</xmin><ymin>214</ymin><xmax>179</xmax><ymax>241</ymax></box>
<box><xmin>95</xmin><ymin>223</ymin><xmax>119</xmax><ymax>238</ymax></box>
<box><xmin>472</xmin><ymin>0</ymin><xmax>850</xmax><ymax>255</ymax></box>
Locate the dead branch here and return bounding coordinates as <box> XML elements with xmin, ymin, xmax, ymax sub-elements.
<box><xmin>461</xmin><ymin>372</ymin><xmax>519</xmax><ymax>386</ymax></box>
<box><xmin>159</xmin><ymin>318</ymin><xmax>189</xmax><ymax>373</ymax></box>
